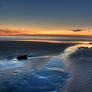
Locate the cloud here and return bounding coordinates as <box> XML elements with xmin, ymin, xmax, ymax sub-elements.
<box><xmin>72</xmin><ymin>29</ymin><xmax>84</xmax><ymax>32</ymax></box>
<box><xmin>0</xmin><ymin>29</ymin><xmax>13</xmax><ymax>33</ymax></box>
<box><xmin>0</xmin><ymin>28</ymin><xmax>38</xmax><ymax>35</ymax></box>
<box><xmin>0</xmin><ymin>29</ymin><xmax>20</xmax><ymax>35</ymax></box>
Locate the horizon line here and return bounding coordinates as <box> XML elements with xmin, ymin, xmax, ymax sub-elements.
<box><xmin>0</xmin><ymin>34</ymin><xmax>92</xmax><ymax>37</ymax></box>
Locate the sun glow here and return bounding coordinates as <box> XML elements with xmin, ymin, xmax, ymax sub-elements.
<box><xmin>0</xmin><ymin>26</ymin><xmax>92</xmax><ymax>36</ymax></box>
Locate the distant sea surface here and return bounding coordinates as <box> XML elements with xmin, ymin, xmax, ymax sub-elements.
<box><xmin>0</xmin><ymin>35</ymin><xmax>92</xmax><ymax>43</ymax></box>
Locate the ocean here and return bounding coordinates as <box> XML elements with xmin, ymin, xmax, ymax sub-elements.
<box><xmin>0</xmin><ymin>35</ymin><xmax>92</xmax><ymax>92</ymax></box>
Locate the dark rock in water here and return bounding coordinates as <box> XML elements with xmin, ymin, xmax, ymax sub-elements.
<box><xmin>17</xmin><ymin>55</ymin><xmax>28</xmax><ymax>60</ymax></box>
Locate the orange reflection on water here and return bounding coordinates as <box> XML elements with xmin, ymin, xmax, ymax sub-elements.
<box><xmin>17</xmin><ymin>39</ymin><xmax>91</xmax><ymax>44</ymax></box>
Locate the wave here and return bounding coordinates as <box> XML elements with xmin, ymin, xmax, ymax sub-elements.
<box><xmin>63</xmin><ymin>44</ymin><xmax>92</xmax><ymax>92</ymax></box>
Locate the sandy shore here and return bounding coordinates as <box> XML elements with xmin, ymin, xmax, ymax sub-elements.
<box><xmin>0</xmin><ymin>41</ymin><xmax>73</xmax><ymax>59</ymax></box>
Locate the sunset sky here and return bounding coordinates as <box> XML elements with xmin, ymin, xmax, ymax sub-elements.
<box><xmin>0</xmin><ymin>0</ymin><xmax>92</xmax><ymax>36</ymax></box>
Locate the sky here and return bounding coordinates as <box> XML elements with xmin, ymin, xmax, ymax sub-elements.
<box><xmin>0</xmin><ymin>0</ymin><xmax>92</xmax><ymax>36</ymax></box>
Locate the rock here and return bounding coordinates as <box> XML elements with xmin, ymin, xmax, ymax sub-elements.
<box><xmin>17</xmin><ymin>55</ymin><xmax>28</xmax><ymax>60</ymax></box>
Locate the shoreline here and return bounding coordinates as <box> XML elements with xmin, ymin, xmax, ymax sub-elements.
<box><xmin>0</xmin><ymin>41</ymin><xmax>74</xmax><ymax>59</ymax></box>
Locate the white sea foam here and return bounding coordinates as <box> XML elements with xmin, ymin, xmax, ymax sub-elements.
<box><xmin>63</xmin><ymin>44</ymin><xmax>92</xmax><ymax>92</ymax></box>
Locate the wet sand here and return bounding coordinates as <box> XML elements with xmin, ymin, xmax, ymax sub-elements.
<box><xmin>0</xmin><ymin>41</ymin><xmax>73</xmax><ymax>59</ymax></box>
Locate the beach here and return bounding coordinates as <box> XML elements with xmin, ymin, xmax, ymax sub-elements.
<box><xmin>0</xmin><ymin>41</ymin><xmax>72</xmax><ymax>92</ymax></box>
<box><xmin>0</xmin><ymin>41</ymin><xmax>92</xmax><ymax>92</ymax></box>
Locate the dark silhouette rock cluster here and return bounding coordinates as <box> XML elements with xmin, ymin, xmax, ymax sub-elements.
<box><xmin>17</xmin><ymin>55</ymin><xmax>28</xmax><ymax>60</ymax></box>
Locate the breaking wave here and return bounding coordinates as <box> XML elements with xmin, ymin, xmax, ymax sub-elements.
<box><xmin>63</xmin><ymin>44</ymin><xmax>92</xmax><ymax>92</ymax></box>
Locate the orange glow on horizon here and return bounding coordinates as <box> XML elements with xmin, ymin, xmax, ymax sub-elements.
<box><xmin>0</xmin><ymin>26</ymin><xmax>92</xmax><ymax>36</ymax></box>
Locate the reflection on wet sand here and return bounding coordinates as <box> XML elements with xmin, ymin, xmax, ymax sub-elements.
<box><xmin>17</xmin><ymin>39</ymin><xmax>91</xmax><ymax>44</ymax></box>
<box><xmin>0</xmin><ymin>56</ymin><xmax>51</xmax><ymax>82</ymax></box>
<box><xmin>0</xmin><ymin>55</ymin><xmax>68</xmax><ymax>92</ymax></box>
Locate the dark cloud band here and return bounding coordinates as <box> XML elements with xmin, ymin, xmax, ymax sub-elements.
<box><xmin>72</xmin><ymin>29</ymin><xmax>83</xmax><ymax>32</ymax></box>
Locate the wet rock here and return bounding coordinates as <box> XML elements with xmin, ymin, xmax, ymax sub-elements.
<box><xmin>17</xmin><ymin>55</ymin><xmax>28</xmax><ymax>60</ymax></box>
